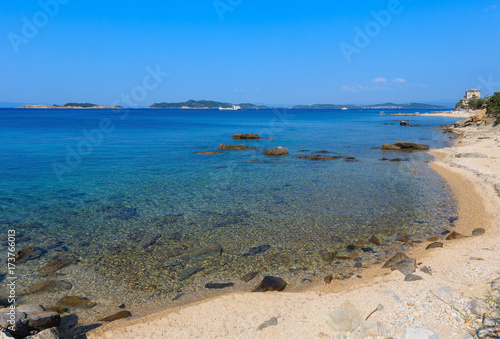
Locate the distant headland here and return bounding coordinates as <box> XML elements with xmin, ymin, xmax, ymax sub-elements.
<box><xmin>149</xmin><ymin>100</ymin><xmax>446</xmax><ymax>110</ymax></box>
<box><xmin>17</xmin><ymin>100</ymin><xmax>447</xmax><ymax>110</ymax></box>
<box><xmin>18</xmin><ymin>103</ymin><xmax>124</xmax><ymax>109</ymax></box>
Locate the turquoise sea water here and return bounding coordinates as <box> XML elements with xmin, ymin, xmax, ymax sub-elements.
<box><xmin>0</xmin><ymin>108</ymin><xmax>459</xmax><ymax>312</ymax></box>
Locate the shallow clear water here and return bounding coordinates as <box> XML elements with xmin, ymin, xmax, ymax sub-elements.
<box><xmin>0</xmin><ymin>108</ymin><xmax>458</xmax><ymax>313</ymax></box>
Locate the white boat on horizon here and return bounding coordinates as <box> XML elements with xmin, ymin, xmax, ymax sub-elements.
<box><xmin>341</xmin><ymin>107</ymin><xmax>348</xmax><ymax>110</ymax></box>
<box><xmin>219</xmin><ymin>105</ymin><xmax>242</xmax><ymax>111</ymax></box>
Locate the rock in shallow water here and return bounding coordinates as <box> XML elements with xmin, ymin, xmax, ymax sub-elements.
<box><xmin>178</xmin><ymin>266</ymin><xmax>204</xmax><ymax>281</ymax></box>
<box><xmin>425</xmin><ymin>242</ymin><xmax>443</xmax><ymax>250</ymax></box>
<box><xmin>39</xmin><ymin>258</ymin><xmax>75</xmax><ymax>277</ymax></box>
<box><xmin>369</xmin><ymin>236</ymin><xmax>381</xmax><ymax>246</ymax></box>
<box><xmin>15</xmin><ymin>247</ymin><xmax>45</xmax><ymax>263</ymax></box>
<box><xmin>217</xmin><ymin>144</ymin><xmax>254</xmax><ymax>150</ymax></box>
<box><xmin>180</xmin><ymin>244</ymin><xmax>222</xmax><ymax>262</ymax></box>
<box><xmin>24</xmin><ymin>280</ymin><xmax>73</xmax><ymax>295</ymax></box>
<box><xmin>56</xmin><ymin>296</ymin><xmax>96</xmax><ymax>310</ymax></box>
<box><xmin>240</xmin><ymin>271</ymin><xmax>259</xmax><ymax>283</ymax></box>
<box><xmin>231</xmin><ymin>133</ymin><xmax>262</xmax><ymax>140</ymax></box>
<box><xmin>446</xmin><ymin>231</ymin><xmax>466</xmax><ymax>240</ymax></box>
<box><xmin>242</xmin><ymin>245</ymin><xmax>271</xmax><ymax>257</ymax></box>
<box><xmin>382</xmin><ymin>142</ymin><xmax>429</xmax><ymax>151</ymax></box>
<box><xmin>263</xmin><ymin>147</ymin><xmax>288</xmax><ymax>156</ymax></box>
<box><xmin>253</xmin><ymin>276</ymin><xmax>287</xmax><ymax>292</ymax></box>
<box><xmin>141</xmin><ymin>234</ymin><xmax>161</xmax><ymax>249</ymax></box>
<box><xmin>204</xmin><ymin>282</ymin><xmax>234</xmax><ymax>289</ymax></box>
<box><xmin>104</xmin><ymin>207</ymin><xmax>138</xmax><ymax>220</ymax></box>
<box><xmin>99</xmin><ymin>311</ymin><xmax>132</xmax><ymax>322</ymax></box>
<box><xmin>382</xmin><ymin>252</ymin><xmax>409</xmax><ymax>269</ymax></box>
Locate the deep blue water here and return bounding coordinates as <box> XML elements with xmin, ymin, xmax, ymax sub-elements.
<box><xmin>0</xmin><ymin>108</ymin><xmax>459</xmax><ymax>300</ymax></box>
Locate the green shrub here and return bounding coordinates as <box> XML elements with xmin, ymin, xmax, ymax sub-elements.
<box><xmin>486</xmin><ymin>92</ymin><xmax>500</xmax><ymax>117</ymax></box>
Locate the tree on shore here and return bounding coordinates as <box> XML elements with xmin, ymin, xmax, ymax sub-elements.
<box><xmin>467</xmin><ymin>98</ymin><xmax>485</xmax><ymax>110</ymax></box>
<box><xmin>486</xmin><ymin>92</ymin><xmax>500</xmax><ymax>117</ymax></box>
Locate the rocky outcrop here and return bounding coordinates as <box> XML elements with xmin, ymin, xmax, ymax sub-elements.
<box><xmin>382</xmin><ymin>142</ymin><xmax>429</xmax><ymax>151</ymax></box>
<box><xmin>298</xmin><ymin>155</ymin><xmax>344</xmax><ymax>160</ymax></box>
<box><xmin>0</xmin><ymin>305</ymin><xmax>60</xmax><ymax>338</ymax></box>
<box><xmin>231</xmin><ymin>133</ymin><xmax>262</xmax><ymax>140</ymax></box>
<box><xmin>263</xmin><ymin>147</ymin><xmax>288</xmax><ymax>156</ymax></box>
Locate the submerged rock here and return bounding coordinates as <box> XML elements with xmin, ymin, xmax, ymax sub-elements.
<box><xmin>369</xmin><ymin>236</ymin><xmax>381</xmax><ymax>246</ymax></box>
<box><xmin>196</xmin><ymin>151</ymin><xmax>221</xmax><ymax>155</ymax></box>
<box><xmin>15</xmin><ymin>247</ymin><xmax>45</xmax><ymax>263</ymax></box>
<box><xmin>320</xmin><ymin>252</ymin><xmax>336</xmax><ymax>262</ymax></box>
<box><xmin>253</xmin><ymin>276</ymin><xmax>287</xmax><ymax>292</ymax></box>
<box><xmin>24</xmin><ymin>280</ymin><xmax>73</xmax><ymax>295</ymax></box>
<box><xmin>39</xmin><ymin>258</ymin><xmax>75</xmax><ymax>277</ymax></box>
<box><xmin>56</xmin><ymin>296</ymin><xmax>96</xmax><ymax>310</ymax></box>
<box><xmin>242</xmin><ymin>245</ymin><xmax>271</xmax><ymax>257</ymax></box>
<box><xmin>204</xmin><ymin>282</ymin><xmax>234</xmax><ymax>289</ymax></box>
<box><xmin>395</xmin><ymin>233</ymin><xmax>410</xmax><ymax>243</ymax></box>
<box><xmin>263</xmin><ymin>147</ymin><xmax>288</xmax><ymax>156</ymax></box>
<box><xmin>217</xmin><ymin>144</ymin><xmax>254</xmax><ymax>150</ymax></box>
<box><xmin>297</xmin><ymin>155</ymin><xmax>344</xmax><ymax>160</ymax></box>
<box><xmin>382</xmin><ymin>142</ymin><xmax>429</xmax><ymax>151</ymax></box>
<box><xmin>178</xmin><ymin>266</ymin><xmax>204</xmax><ymax>281</ymax></box>
<box><xmin>105</xmin><ymin>207</ymin><xmax>138</xmax><ymax>220</ymax></box>
<box><xmin>241</xmin><ymin>271</ymin><xmax>259</xmax><ymax>283</ymax></box>
<box><xmin>180</xmin><ymin>244</ymin><xmax>222</xmax><ymax>262</ymax></box>
<box><xmin>99</xmin><ymin>311</ymin><xmax>132</xmax><ymax>322</ymax></box>
<box><xmin>141</xmin><ymin>234</ymin><xmax>161</xmax><ymax>249</ymax></box>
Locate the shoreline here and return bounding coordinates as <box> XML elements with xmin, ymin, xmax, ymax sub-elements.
<box><xmin>88</xmin><ymin>116</ymin><xmax>500</xmax><ymax>338</ymax></box>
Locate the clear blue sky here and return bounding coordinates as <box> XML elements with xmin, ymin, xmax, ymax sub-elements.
<box><xmin>1</xmin><ymin>0</ymin><xmax>499</xmax><ymax>107</ymax></box>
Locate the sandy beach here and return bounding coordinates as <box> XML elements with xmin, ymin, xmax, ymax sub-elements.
<box><xmin>88</xmin><ymin>116</ymin><xmax>499</xmax><ymax>338</ymax></box>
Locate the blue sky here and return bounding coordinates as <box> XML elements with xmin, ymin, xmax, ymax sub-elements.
<box><xmin>1</xmin><ymin>0</ymin><xmax>499</xmax><ymax>107</ymax></box>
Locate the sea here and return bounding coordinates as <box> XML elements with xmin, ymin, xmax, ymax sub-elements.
<box><xmin>0</xmin><ymin>108</ymin><xmax>460</xmax><ymax>318</ymax></box>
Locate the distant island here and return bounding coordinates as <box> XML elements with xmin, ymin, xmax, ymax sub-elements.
<box><xmin>148</xmin><ymin>100</ymin><xmax>446</xmax><ymax>110</ymax></box>
<box><xmin>18</xmin><ymin>103</ymin><xmax>124</xmax><ymax>109</ymax></box>
<box><xmin>149</xmin><ymin>100</ymin><xmax>267</xmax><ymax>109</ymax></box>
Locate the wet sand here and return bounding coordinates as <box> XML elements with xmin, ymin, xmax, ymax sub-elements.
<box><xmin>88</xmin><ymin>120</ymin><xmax>500</xmax><ymax>338</ymax></box>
